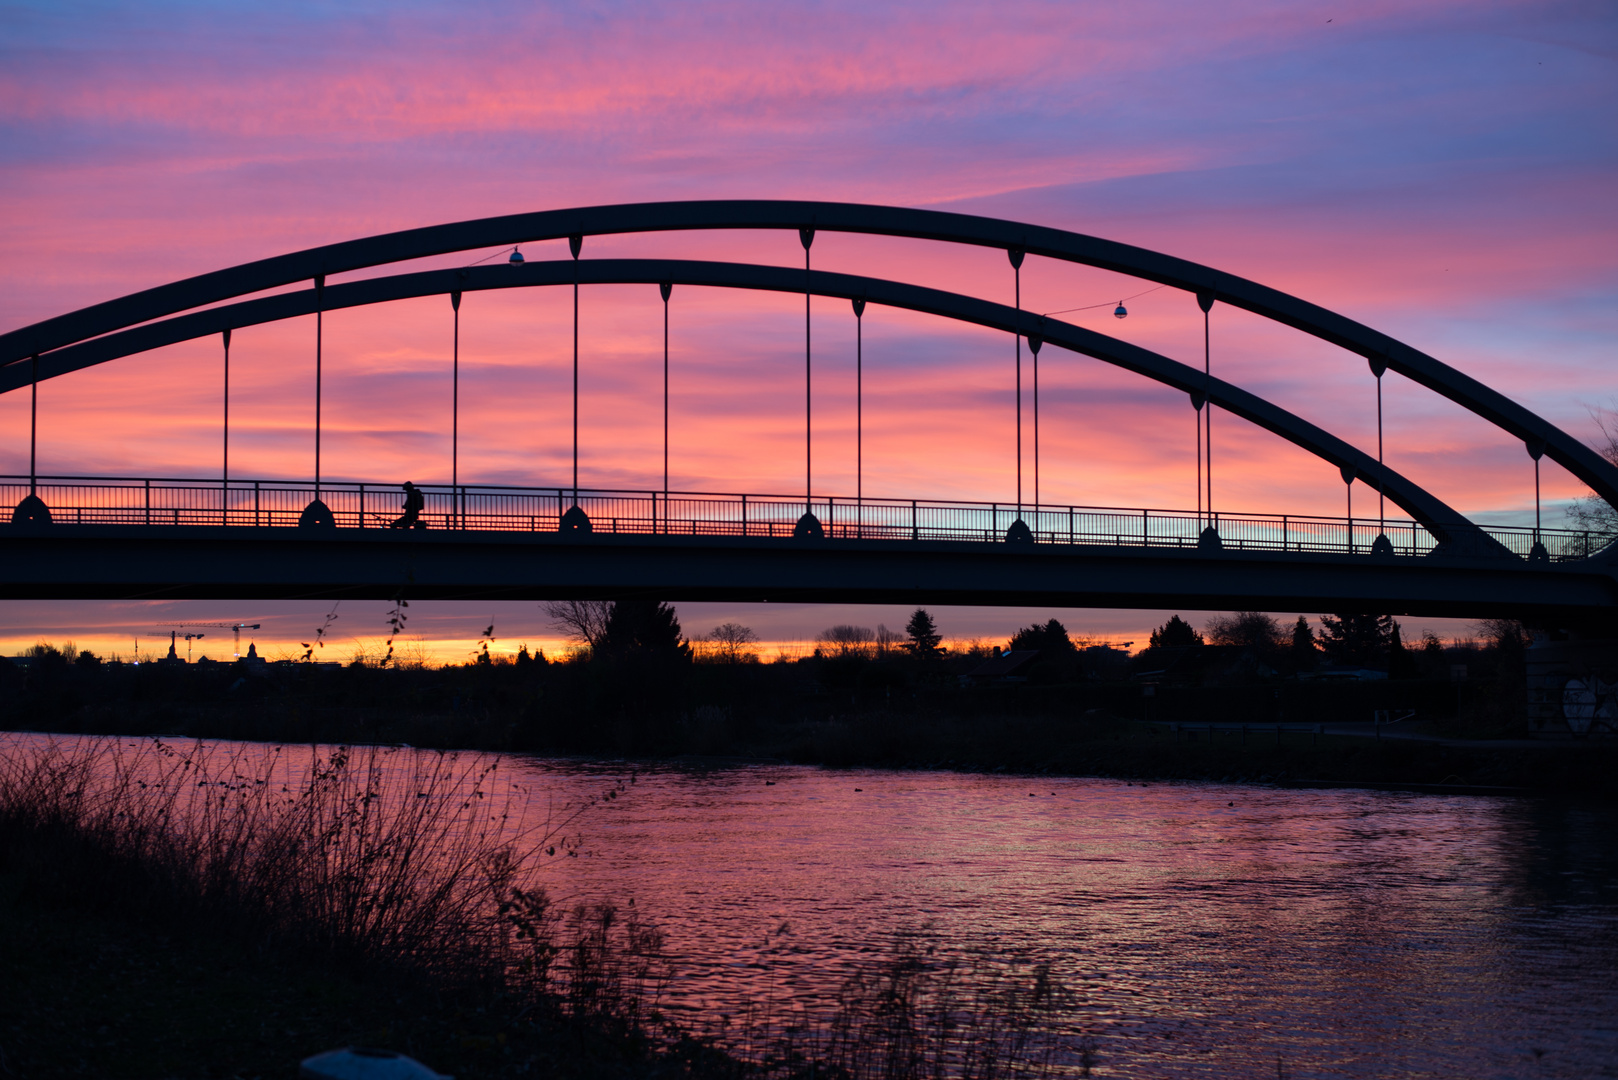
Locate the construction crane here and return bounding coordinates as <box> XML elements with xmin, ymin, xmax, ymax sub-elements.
<box><xmin>167</xmin><ymin>622</ymin><xmax>262</xmax><ymax>660</ymax></box>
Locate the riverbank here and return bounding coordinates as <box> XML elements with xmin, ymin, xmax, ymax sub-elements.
<box><xmin>688</xmin><ymin>712</ymin><xmax>1613</xmax><ymax>796</ymax></box>
<box><xmin>4</xmin><ymin>652</ymin><xmax>1612</xmax><ymax>797</ymax></box>
<box><xmin>13</xmin><ymin>708</ymin><xmax>1613</xmax><ymax>798</ymax></box>
<box><xmin>0</xmin><ymin>736</ymin><xmax>1087</xmax><ymax>1080</ymax></box>
<box><xmin>0</xmin><ymin>884</ymin><xmax>576</xmax><ymax>1080</ymax></box>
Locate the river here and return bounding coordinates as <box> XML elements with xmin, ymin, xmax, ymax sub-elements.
<box><xmin>7</xmin><ymin>735</ymin><xmax>1614</xmax><ymax>1077</ymax></box>
<box><xmin>515</xmin><ymin>758</ymin><xmax>1617</xmax><ymax>1079</ymax></box>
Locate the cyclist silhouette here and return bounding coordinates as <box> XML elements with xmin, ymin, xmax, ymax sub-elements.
<box><xmin>389</xmin><ymin>481</ymin><xmax>427</xmax><ymax>529</ymax></box>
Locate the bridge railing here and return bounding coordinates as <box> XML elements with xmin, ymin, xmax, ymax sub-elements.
<box><xmin>2</xmin><ymin>475</ymin><xmax>1604</xmax><ymax>562</ymax></box>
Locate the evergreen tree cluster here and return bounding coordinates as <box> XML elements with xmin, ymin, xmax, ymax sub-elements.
<box><xmin>1008</xmin><ymin>618</ymin><xmax>1076</xmax><ymax>656</ymax></box>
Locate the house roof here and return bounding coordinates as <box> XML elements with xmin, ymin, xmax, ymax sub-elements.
<box><xmin>965</xmin><ymin>650</ymin><xmax>1041</xmax><ymax>678</ymax></box>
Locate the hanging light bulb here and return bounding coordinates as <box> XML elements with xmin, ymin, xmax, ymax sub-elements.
<box><xmin>1114</xmin><ymin>302</ymin><xmax>1127</xmax><ymax>319</ymax></box>
<box><xmin>508</xmin><ymin>246</ymin><xmax>525</xmax><ymax>265</ymax></box>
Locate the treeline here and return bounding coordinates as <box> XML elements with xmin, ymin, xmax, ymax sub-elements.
<box><xmin>0</xmin><ymin>602</ymin><xmax>1539</xmax><ymax>754</ymax></box>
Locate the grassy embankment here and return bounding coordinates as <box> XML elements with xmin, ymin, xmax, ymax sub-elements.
<box><xmin>0</xmin><ymin>737</ymin><xmax>1080</xmax><ymax>1080</ymax></box>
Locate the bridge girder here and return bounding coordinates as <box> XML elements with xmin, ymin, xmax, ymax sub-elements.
<box><xmin>0</xmin><ymin>258</ymin><xmax>1501</xmax><ymax>551</ymax></box>
<box><xmin>2</xmin><ymin>526</ymin><xmax>1612</xmax><ymax>619</ymax></box>
<box><xmin>3</xmin><ymin>199</ymin><xmax>1612</xmax><ymax>513</ymax></box>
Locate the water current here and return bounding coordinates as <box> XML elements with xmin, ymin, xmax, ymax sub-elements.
<box><xmin>516</xmin><ymin>758</ymin><xmax>1617</xmax><ymax>1079</ymax></box>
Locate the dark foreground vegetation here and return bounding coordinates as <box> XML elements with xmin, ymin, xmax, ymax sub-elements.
<box><xmin>0</xmin><ymin>738</ymin><xmax>1086</xmax><ymax>1079</ymax></box>
<box><xmin>3</xmin><ymin>603</ymin><xmax>1612</xmax><ymax>797</ymax></box>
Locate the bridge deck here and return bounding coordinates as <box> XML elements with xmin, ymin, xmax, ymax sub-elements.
<box><xmin>3</xmin><ymin>520</ymin><xmax>1614</xmax><ymax>619</ymax></box>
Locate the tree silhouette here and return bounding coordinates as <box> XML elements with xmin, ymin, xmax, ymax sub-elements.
<box><xmin>1148</xmin><ymin>615</ymin><xmax>1203</xmax><ymax>649</ymax></box>
<box><xmin>1008</xmin><ymin>618</ymin><xmax>1074</xmax><ymax>655</ymax></box>
<box><xmin>1568</xmin><ymin>410</ymin><xmax>1618</xmax><ymax>539</ymax></box>
<box><xmin>601</xmin><ymin>600</ymin><xmax>690</xmax><ymax>660</ymax></box>
<box><xmin>542</xmin><ymin>600</ymin><xmax>612</xmax><ymax>652</ymax></box>
<box><xmin>904</xmin><ymin>609</ymin><xmax>943</xmax><ymax>656</ymax></box>
<box><xmin>1205</xmin><ymin>611</ymin><xmax>1282</xmax><ymax>650</ymax></box>
<box><xmin>1317</xmin><ymin>612</ymin><xmax>1395</xmax><ymax>666</ymax></box>
<box><xmin>817</xmin><ymin>625</ymin><xmax>875</xmax><ymax>658</ymax></box>
<box><xmin>704</xmin><ymin>622</ymin><xmax>759</xmax><ymax>664</ymax></box>
<box><xmin>1291</xmin><ymin>616</ymin><xmax>1317</xmax><ymax>668</ymax></box>
<box><xmin>1388</xmin><ymin>621</ymin><xmax>1421</xmax><ymax>679</ymax></box>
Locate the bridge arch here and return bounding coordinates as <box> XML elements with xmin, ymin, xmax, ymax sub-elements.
<box><xmin>1</xmin><ymin>256</ymin><xmax>1499</xmax><ymax>551</ymax></box>
<box><xmin>3</xmin><ymin>200</ymin><xmax>1611</xmax><ymax>515</ymax></box>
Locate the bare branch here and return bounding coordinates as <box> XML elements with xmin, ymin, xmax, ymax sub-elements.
<box><xmin>542</xmin><ymin>600</ymin><xmax>613</xmax><ymax>651</ymax></box>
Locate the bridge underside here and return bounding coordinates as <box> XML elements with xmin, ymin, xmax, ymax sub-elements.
<box><xmin>2</xmin><ymin>527</ymin><xmax>1612</xmax><ymax>620</ymax></box>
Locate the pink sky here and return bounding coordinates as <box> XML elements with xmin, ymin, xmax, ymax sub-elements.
<box><xmin>1</xmin><ymin>0</ymin><xmax>1614</xmax><ymax>659</ymax></box>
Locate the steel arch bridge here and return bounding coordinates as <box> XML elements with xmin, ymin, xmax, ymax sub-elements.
<box><xmin>2</xmin><ymin>200</ymin><xmax>1615</xmax><ymax>619</ymax></box>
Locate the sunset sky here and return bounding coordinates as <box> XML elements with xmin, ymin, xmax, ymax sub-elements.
<box><xmin>1</xmin><ymin>0</ymin><xmax>1614</xmax><ymax>661</ymax></box>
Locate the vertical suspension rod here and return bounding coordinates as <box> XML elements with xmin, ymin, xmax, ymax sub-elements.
<box><xmin>661</xmin><ymin>281</ymin><xmax>672</xmax><ymax>534</ymax></box>
<box><xmin>1201</xmin><ymin>296</ymin><xmax>1213</xmax><ymax>521</ymax></box>
<box><xmin>1009</xmin><ymin>248</ymin><xmax>1025</xmax><ymax>521</ymax></box>
<box><xmin>570</xmin><ymin>236</ymin><xmax>581</xmax><ymax>505</ymax></box>
<box><xmin>854</xmin><ymin>297</ymin><xmax>866</xmax><ymax>535</ymax></box>
<box><xmin>1342</xmin><ymin>465</ymin><xmax>1354</xmax><ymax>554</ymax></box>
<box><xmin>1376</xmin><ymin>372</ymin><xmax>1386</xmax><ymax>537</ymax></box>
<box><xmin>801</xmin><ymin>228</ymin><xmax>815</xmax><ymax>518</ymax></box>
<box><xmin>314</xmin><ymin>276</ymin><xmax>324</xmax><ymax>495</ymax></box>
<box><xmin>1196</xmin><ymin>395</ymin><xmax>1202</xmax><ymax>525</ymax></box>
<box><xmin>222</xmin><ymin>329</ymin><xmax>231</xmax><ymax>520</ymax></box>
<box><xmin>28</xmin><ymin>354</ymin><xmax>38</xmax><ymax>496</ymax></box>
<box><xmin>451</xmin><ymin>290</ymin><xmax>461</xmax><ymax>529</ymax></box>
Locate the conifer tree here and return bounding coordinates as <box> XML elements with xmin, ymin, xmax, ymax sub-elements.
<box><xmin>601</xmin><ymin>600</ymin><xmax>691</xmax><ymax>660</ymax></box>
<box><xmin>904</xmin><ymin>609</ymin><xmax>943</xmax><ymax>656</ymax></box>
<box><xmin>1317</xmin><ymin>612</ymin><xmax>1395</xmax><ymax>666</ymax></box>
<box><xmin>1149</xmin><ymin>615</ymin><xmax>1203</xmax><ymax>649</ymax></box>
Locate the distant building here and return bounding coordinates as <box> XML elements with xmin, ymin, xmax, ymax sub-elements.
<box><xmin>963</xmin><ymin>649</ymin><xmax>1040</xmax><ymax>684</ymax></box>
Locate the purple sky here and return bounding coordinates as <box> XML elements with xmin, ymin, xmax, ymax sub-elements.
<box><xmin>1</xmin><ymin>0</ymin><xmax>1614</xmax><ymax>659</ymax></box>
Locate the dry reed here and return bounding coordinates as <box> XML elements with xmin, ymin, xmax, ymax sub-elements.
<box><xmin>0</xmin><ymin>735</ymin><xmax>1089</xmax><ymax>1078</ymax></box>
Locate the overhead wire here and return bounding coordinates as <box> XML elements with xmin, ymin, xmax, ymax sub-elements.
<box><xmin>1042</xmin><ymin>284</ymin><xmax>1169</xmax><ymax>318</ymax></box>
<box><xmin>466</xmin><ymin>246</ymin><xmax>519</xmax><ymax>267</ymax></box>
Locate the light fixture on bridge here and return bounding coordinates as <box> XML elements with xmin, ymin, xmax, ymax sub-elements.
<box><xmin>509</xmin><ymin>246</ymin><xmax>525</xmax><ymax>265</ymax></box>
<box><xmin>1114</xmin><ymin>303</ymin><xmax>1128</xmax><ymax>319</ymax></box>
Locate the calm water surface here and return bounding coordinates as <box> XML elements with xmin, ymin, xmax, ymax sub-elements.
<box><xmin>511</xmin><ymin>759</ymin><xmax>1617</xmax><ymax>1079</ymax></box>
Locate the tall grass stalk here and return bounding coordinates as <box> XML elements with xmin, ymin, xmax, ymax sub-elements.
<box><xmin>0</xmin><ymin>736</ymin><xmax>1088</xmax><ymax>1078</ymax></box>
<box><xmin>718</xmin><ymin>933</ymin><xmax>1081</xmax><ymax>1080</ymax></box>
<box><xmin>0</xmin><ymin>736</ymin><xmax>657</xmax><ymax>1009</ymax></box>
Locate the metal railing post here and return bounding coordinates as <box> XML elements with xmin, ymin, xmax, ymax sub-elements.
<box><xmin>144</xmin><ymin>479</ymin><xmax>150</xmax><ymax>525</ymax></box>
<box><xmin>1142</xmin><ymin>507</ymin><xmax>1148</xmax><ymax>547</ymax></box>
<box><xmin>742</xmin><ymin>493</ymin><xmax>748</xmax><ymax>536</ymax></box>
<box><xmin>359</xmin><ymin>483</ymin><xmax>366</xmax><ymax>529</ymax></box>
<box><xmin>1282</xmin><ymin>514</ymin><xmax>1288</xmax><ymax>551</ymax></box>
<box><xmin>912</xmin><ymin>499</ymin><xmax>918</xmax><ymax>541</ymax></box>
